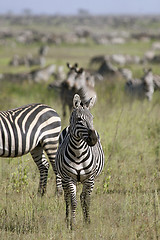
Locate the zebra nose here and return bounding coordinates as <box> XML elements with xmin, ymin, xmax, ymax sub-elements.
<box><xmin>87</xmin><ymin>129</ymin><xmax>98</xmax><ymax>146</ymax></box>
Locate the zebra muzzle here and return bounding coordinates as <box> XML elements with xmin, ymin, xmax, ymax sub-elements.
<box><xmin>86</xmin><ymin>129</ymin><xmax>98</xmax><ymax>146</ymax></box>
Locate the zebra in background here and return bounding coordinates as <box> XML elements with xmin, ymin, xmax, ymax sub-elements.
<box><xmin>48</xmin><ymin>62</ymin><xmax>97</xmax><ymax>118</ymax></box>
<box><xmin>29</xmin><ymin>64</ymin><xmax>56</xmax><ymax>83</ymax></box>
<box><xmin>144</xmin><ymin>68</ymin><xmax>160</xmax><ymax>92</ymax></box>
<box><xmin>120</xmin><ymin>67</ymin><xmax>154</xmax><ymax>101</ymax></box>
<box><xmin>61</xmin><ymin>63</ymin><xmax>97</xmax><ymax>118</ymax></box>
<box><xmin>0</xmin><ymin>103</ymin><xmax>61</xmax><ymax>196</ymax></box>
<box><xmin>55</xmin><ymin>94</ymin><xmax>104</xmax><ymax>229</ymax></box>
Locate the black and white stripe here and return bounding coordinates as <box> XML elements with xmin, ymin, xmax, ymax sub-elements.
<box><xmin>0</xmin><ymin>103</ymin><xmax>61</xmax><ymax>195</ymax></box>
<box><xmin>55</xmin><ymin>94</ymin><xmax>104</xmax><ymax>229</ymax></box>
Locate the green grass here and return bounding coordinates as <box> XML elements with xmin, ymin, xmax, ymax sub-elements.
<box><xmin>0</xmin><ymin>20</ymin><xmax>160</xmax><ymax>239</ymax></box>
<box><xmin>1</xmin><ymin>81</ymin><xmax>160</xmax><ymax>239</ymax></box>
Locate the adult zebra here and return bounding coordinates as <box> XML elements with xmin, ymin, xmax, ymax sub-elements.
<box><xmin>0</xmin><ymin>103</ymin><xmax>61</xmax><ymax>196</ymax></box>
<box><xmin>55</xmin><ymin>94</ymin><xmax>104</xmax><ymax>229</ymax></box>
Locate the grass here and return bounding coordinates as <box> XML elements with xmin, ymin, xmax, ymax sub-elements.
<box><xmin>0</xmin><ymin>18</ymin><xmax>160</xmax><ymax>240</ymax></box>
<box><xmin>0</xmin><ymin>82</ymin><xmax>160</xmax><ymax>239</ymax></box>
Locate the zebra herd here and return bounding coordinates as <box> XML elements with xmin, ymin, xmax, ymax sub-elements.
<box><xmin>48</xmin><ymin>62</ymin><xmax>160</xmax><ymax>119</ymax></box>
<box><xmin>0</xmin><ymin>94</ymin><xmax>105</xmax><ymax>229</ymax></box>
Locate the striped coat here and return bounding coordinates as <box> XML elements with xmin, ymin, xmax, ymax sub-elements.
<box><xmin>55</xmin><ymin>94</ymin><xmax>104</xmax><ymax>229</ymax></box>
<box><xmin>0</xmin><ymin>103</ymin><xmax>61</xmax><ymax>195</ymax></box>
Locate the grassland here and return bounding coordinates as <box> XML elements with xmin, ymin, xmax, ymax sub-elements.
<box><xmin>0</xmin><ymin>15</ymin><xmax>160</xmax><ymax>240</ymax></box>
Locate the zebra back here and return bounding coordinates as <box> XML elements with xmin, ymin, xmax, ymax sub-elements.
<box><xmin>0</xmin><ymin>103</ymin><xmax>61</xmax><ymax>157</ymax></box>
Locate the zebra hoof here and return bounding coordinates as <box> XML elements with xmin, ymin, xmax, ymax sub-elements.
<box><xmin>37</xmin><ymin>188</ymin><xmax>46</xmax><ymax>197</ymax></box>
<box><xmin>70</xmin><ymin>221</ymin><xmax>77</xmax><ymax>231</ymax></box>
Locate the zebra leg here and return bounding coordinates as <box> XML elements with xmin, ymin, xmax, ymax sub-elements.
<box><xmin>62</xmin><ymin>180</ymin><xmax>77</xmax><ymax>230</ymax></box>
<box><xmin>43</xmin><ymin>142</ymin><xmax>63</xmax><ymax>196</ymax></box>
<box><xmin>64</xmin><ymin>189</ymin><xmax>70</xmax><ymax>228</ymax></box>
<box><xmin>80</xmin><ymin>178</ymin><xmax>94</xmax><ymax>224</ymax></box>
<box><xmin>48</xmin><ymin>157</ymin><xmax>63</xmax><ymax>196</ymax></box>
<box><xmin>31</xmin><ymin>146</ymin><xmax>50</xmax><ymax>196</ymax></box>
<box><xmin>55</xmin><ymin>173</ymin><xmax>63</xmax><ymax>196</ymax></box>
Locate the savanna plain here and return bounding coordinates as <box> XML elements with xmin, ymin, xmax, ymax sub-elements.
<box><xmin>0</xmin><ymin>15</ymin><xmax>160</xmax><ymax>240</ymax></box>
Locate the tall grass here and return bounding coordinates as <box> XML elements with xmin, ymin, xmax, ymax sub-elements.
<box><xmin>0</xmin><ymin>33</ymin><xmax>160</xmax><ymax>239</ymax></box>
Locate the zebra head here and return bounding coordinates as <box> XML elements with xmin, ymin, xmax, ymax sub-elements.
<box><xmin>74</xmin><ymin>67</ymin><xmax>86</xmax><ymax>90</ymax></box>
<box><xmin>66</xmin><ymin>62</ymin><xmax>79</xmax><ymax>88</ymax></box>
<box><xmin>69</xmin><ymin>94</ymin><xmax>98</xmax><ymax>146</ymax></box>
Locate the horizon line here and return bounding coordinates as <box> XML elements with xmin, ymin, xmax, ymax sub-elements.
<box><xmin>0</xmin><ymin>12</ymin><xmax>160</xmax><ymax>16</ymax></box>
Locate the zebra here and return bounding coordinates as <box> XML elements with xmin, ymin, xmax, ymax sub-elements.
<box><xmin>55</xmin><ymin>94</ymin><xmax>104</xmax><ymax>229</ymax></box>
<box><xmin>97</xmin><ymin>58</ymin><xmax>119</xmax><ymax>77</ymax></box>
<box><xmin>143</xmin><ymin>68</ymin><xmax>160</xmax><ymax>91</ymax></box>
<box><xmin>38</xmin><ymin>45</ymin><xmax>49</xmax><ymax>57</ymax></box>
<box><xmin>29</xmin><ymin>64</ymin><xmax>56</xmax><ymax>83</ymax></box>
<box><xmin>58</xmin><ymin>62</ymin><xmax>83</xmax><ymax>118</ymax></box>
<box><xmin>131</xmin><ymin>68</ymin><xmax>154</xmax><ymax>101</ymax></box>
<box><xmin>59</xmin><ymin>63</ymin><xmax>79</xmax><ymax>118</ymax></box>
<box><xmin>27</xmin><ymin>54</ymin><xmax>46</xmax><ymax>67</ymax></box>
<box><xmin>0</xmin><ymin>103</ymin><xmax>61</xmax><ymax>196</ymax></box>
<box><xmin>120</xmin><ymin>68</ymin><xmax>154</xmax><ymax>101</ymax></box>
<box><xmin>48</xmin><ymin>63</ymin><xmax>97</xmax><ymax>118</ymax></box>
<box><xmin>61</xmin><ymin>63</ymin><xmax>97</xmax><ymax>118</ymax></box>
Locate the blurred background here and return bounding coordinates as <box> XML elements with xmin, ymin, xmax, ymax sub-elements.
<box><xmin>0</xmin><ymin>0</ymin><xmax>160</xmax><ymax>111</ymax></box>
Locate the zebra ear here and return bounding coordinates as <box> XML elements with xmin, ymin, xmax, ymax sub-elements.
<box><xmin>66</xmin><ymin>62</ymin><xmax>71</xmax><ymax>69</ymax></box>
<box><xmin>74</xmin><ymin>63</ymin><xmax>78</xmax><ymax>68</ymax></box>
<box><xmin>75</xmin><ymin>67</ymin><xmax>84</xmax><ymax>74</ymax></box>
<box><xmin>73</xmin><ymin>94</ymin><xmax>81</xmax><ymax>108</ymax></box>
<box><xmin>85</xmin><ymin>96</ymin><xmax>96</xmax><ymax>109</ymax></box>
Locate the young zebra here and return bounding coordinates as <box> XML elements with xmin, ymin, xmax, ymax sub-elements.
<box><xmin>0</xmin><ymin>103</ymin><xmax>61</xmax><ymax>196</ymax></box>
<box><xmin>55</xmin><ymin>94</ymin><xmax>104</xmax><ymax>229</ymax></box>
